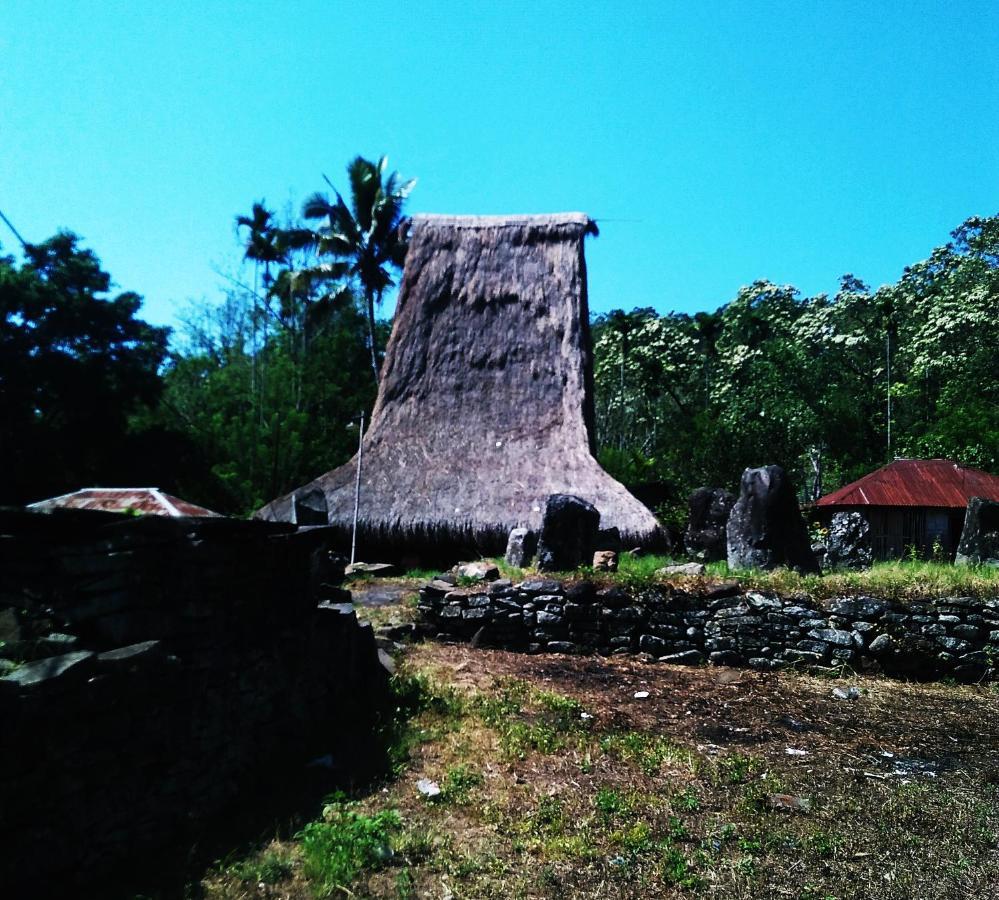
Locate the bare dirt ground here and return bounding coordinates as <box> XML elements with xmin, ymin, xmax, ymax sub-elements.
<box><xmin>202</xmin><ymin>636</ymin><xmax>999</xmax><ymax>900</ymax></box>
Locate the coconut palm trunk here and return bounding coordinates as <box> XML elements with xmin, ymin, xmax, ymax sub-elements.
<box><xmin>366</xmin><ymin>288</ymin><xmax>380</xmax><ymax>382</ymax></box>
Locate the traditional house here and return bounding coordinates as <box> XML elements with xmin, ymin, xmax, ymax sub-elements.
<box><xmin>256</xmin><ymin>213</ymin><xmax>663</xmax><ymax>558</ymax></box>
<box><xmin>28</xmin><ymin>487</ymin><xmax>221</xmax><ymax>518</ymax></box>
<box><xmin>814</xmin><ymin>459</ymin><xmax>999</xmax><ymax>559</ymax></box>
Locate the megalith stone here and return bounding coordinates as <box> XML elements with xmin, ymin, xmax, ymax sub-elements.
<box><xmin>504</xmin><ymin>527</ymin><xmax>538</xmax><ymax>568</ymax></box>
<box><xmin>824</xmin><ymin>511</ymin><xmax>873</xmax><ymax>569</ymax></box>
<box><xmin>684</xmin><ymin>487</ymin><xmax>735</xmax><ymax>561</ymax></box>
<box><xmin>726</xmin><ymin>466</ymin><xmax>820</xmax><ymax>574</ymax></box>
<box><xmin>536</xmin><ymin>494</ymin><xmax>600</xmax><ymax>572</ymax></box>
<box><xmin>956</xmin><ymin>497</ymin><xmax>999</xmax><ymax>566</ymax></box>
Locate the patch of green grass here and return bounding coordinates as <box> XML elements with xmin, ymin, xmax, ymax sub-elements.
<box><xmin>379</xmin><ymin>671</ymin><xmax>466</xmax><ymax>773</ymax></box>
<box><xmin>600</xmin><ymin>730</ymin><xmax>698</xmax><ymax>776</ymax></box>
<box><xmin>473</xmin><ymin>679</ymin><xmax>590</xmax><ymax>759</ymax></box>
<box><xmin>227</xmin><ymin>848</ymin><xmax>293</xmax><ymax>885</ymax></box>
<box><xmin>440</xmin><ymin>764</ymin><xmax>483</xmax><ymax>803</ymax></box>
<box><xmin>297</xmin><ymin>800</ymin><xmax>401</xmax><ymax>895</ymax></box>
<box><xmin>595</xmin><ymin>787</ymin><xmax>630</xmax><ymax>819</ymax></box>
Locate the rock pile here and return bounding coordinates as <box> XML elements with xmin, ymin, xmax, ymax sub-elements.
<box><xmin>0</xmin><ymin>509</ymin><xmax>386</xmax><ymax>892</ymax></box>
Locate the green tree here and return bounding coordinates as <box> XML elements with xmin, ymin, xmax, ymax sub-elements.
<box><xmin>0</xmin><ymin>232</ymin><xmax>170</xmax><ymax>503</ymax></box>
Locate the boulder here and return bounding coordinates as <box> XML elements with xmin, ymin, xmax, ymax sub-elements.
<box><xmin>504</xmin><ymin>527</ymin><xmax>538</xmax><ymax>568</ymax></box>
<box><xmin>592</xmin><ymin>550</ymin><xmax>618</xmax><ymax>572</ymax></box>
<box><xmin>536</xmin><ymin>494</ymin><xmax>600</xmax><ymax>572</ymax></box>
<box><xmin>726</xmin><ymin>465</ymin><xmax>820</xmax><ymax>574</ymax></box>
<box><xmin>656</xmin><ymin>562</ymin><xmax>706</xmax><ymax>577</ymax></box>
<box><xmin>824</xmin><ymin>512</ymin><xmax>873</xmax><ymax>569</ymax></box>
<box><xmin>455</xmin><ymin>561</ymin><xmax>500</xmax><ymax>582</ymax></box>
<box><xmin>684</xmin><ymin>487</ymin><xmax>735</xmax><ymax>561</ymax></box>
<box><xmin>955</xmin><ymin>497</ymin><xmax>999</xmax><ymax>566</ymax></box>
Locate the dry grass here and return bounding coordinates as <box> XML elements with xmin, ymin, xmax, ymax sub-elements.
<box><xmin>200</xmin><ymin>640</ymin><xmax>999</xmax><ymax>900</ymax></box>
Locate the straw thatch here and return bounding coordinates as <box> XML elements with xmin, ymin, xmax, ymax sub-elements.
<box><xmin>256</xmin><ymin>213</ymin><xmax>662</xmax><ymax>556</ymax></box>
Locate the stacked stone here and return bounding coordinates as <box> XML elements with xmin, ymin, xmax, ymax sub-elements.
<box><xmin>0</xmin><ymin>509</ymin><xmax>386</xmax><ymax>894</ymax></box>
<box><xmin>417</xmin><ymin>575</ymin><xmax>999</xmax><ymax>682</ymax></box>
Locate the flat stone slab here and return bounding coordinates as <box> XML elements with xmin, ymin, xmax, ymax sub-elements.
<box><xmin>345</xmin><ymin>562</ymin><xmax>396</xmax><ymax>577</ymax></box>
<box><xmin>1</xmin><ymin>650</ymin><xmax>95</xmax><ymax>689</ymax></box>
<box><xmin>351</xmin><ymin>581</ymin><xmax>418</xmax><ymax>608</ymax></box>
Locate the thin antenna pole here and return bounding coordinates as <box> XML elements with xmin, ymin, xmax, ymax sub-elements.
<box><xmin>0</xmin><ymin>208</ymin><xmax>28</xmax><ymax>249</ymax></box>
<box><xmin>886</xmin><ymin>330</ymin><xmax>892</xmax><ymax>458</ymax></box>
<box><xmin>350</xmin><ymin>412</ymin><xmax>365</xmax><ymax>565</ymax></box>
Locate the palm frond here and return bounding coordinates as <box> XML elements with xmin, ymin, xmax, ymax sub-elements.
<box><xmin>302</xmin><ymin>192</ymin><xmax>333</xmax><ymax>221</ymax></box>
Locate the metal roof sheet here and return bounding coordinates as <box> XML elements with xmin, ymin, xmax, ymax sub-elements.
<box><xmin>27</xmin><ymin>488</ymin><xmax>221</xmax><ymax>518</ymax></box>
<box><xmin>815</xmin><ymin>459</ymin><xmax>999</xmax><ymax>509</ymax></box>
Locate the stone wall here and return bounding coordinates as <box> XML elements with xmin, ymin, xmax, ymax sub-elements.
<box><xmin>0</xmin><ymin>509</ymin><xmax>387</xmax><ymax>892</ymax></box>
<box><xmin>417</xmin><ymin>577</ymin><xmax>998</xmax><ymax>681</ymax></box>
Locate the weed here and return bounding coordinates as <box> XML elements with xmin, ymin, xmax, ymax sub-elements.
<box><xmin>394</xmin><ymin>868</ymin><xmax>415</xmax><ymax>899</ymax></box>
<box><xmin>533</xmin><ymin>795</ymin><xmax>566</xmax><ymax>833</ymax></box>
<box><xmin>659</xmin><ymin>844</ymin><xmax>701</xmax><ymax>888</ymax></box>
<box><xmin>297</xmin><ymin>800</ymin><xmax>401</xmax><ymax>895</ymax></box>
<box><xmin>595</xmin><ymin>787</ymin><xmax>627</xmax><ymax>819</ymax></box>
<box><xmin>440</xmin><ymin>764</ymin><xmax>483</xmax><ymax>803</ymax></box>
<box><xmin>228</xmin><ymin>848</ymin><xmax>293</xmax><ymax>885</ymax></box>
<box><xmin>600</xmin><ymin>730</ymin><xmax>696</xmax><ymax>776</ymax></box>
<box><xmin>676</xmin><ymin>787</ymin><xmax>701</xmax><ymax>812</ymax></box>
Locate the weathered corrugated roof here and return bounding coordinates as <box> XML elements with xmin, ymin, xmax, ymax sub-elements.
<box><xmin>816</xmin><ymin>459</ymin><xmax>999</xmax><ymax>509</ymax></box>
<box><xmin>28</xmin><ymin>488</ymin><xmax>221</xmax><ymax>518</ymax></box>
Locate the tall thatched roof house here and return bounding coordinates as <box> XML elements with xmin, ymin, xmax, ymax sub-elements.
<box><xmin>256</xmin><ymin>213</ymin><xmax>662</xmax><ymax>558</ymax></box>
<box><xmin>814</xmin><ymin>458</ymin><xmax>999</xmax><ymax>559</ymax></box>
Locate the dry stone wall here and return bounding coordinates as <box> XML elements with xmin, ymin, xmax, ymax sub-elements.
<box><xmin>0</xmin><ymin>509</ymin><xmax>387</xmax><ymax>893</ymax></box>
<box><xmin>417</xmin><ymin>577</ymin><xmax>999</xmax><ymax>681</ymax></box>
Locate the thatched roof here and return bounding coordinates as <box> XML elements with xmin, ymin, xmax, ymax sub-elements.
<box><xmin>256</xmin><ymin>213</ymin><xmax>662</xmax><ymax>553</ymax></box>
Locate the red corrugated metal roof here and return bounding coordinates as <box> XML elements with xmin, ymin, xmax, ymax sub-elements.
<box><xmin>816</xmin><ymin>459</ymin><xmax>999</xmax><ymax>509</ymax></box>
<box><xmin>28</xmin><ymin>488</ymin><xmax>221</xmax><ymax>518</ymax></box>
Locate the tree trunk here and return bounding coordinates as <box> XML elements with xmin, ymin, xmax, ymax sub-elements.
<box><xmin>366</xmin><ymin>289</ymin><xmax>380</xmax><ymax>383</ymax></box>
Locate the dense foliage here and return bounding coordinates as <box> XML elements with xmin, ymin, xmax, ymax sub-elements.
<box><xmin>592</xmin><ymin>215</ymin><xmax>999</xmax><ymax>525</ymax></box>
<box><xmin>0</xmin><ymin>233</ymin><xmax>172</xmax><ymax>504</ymax></box>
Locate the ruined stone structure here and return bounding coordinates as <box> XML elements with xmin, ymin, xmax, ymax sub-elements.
<box><xmin>0</xmin><ymin>509</ymin><xmax>387</xmax><ymax>893</ymax></box>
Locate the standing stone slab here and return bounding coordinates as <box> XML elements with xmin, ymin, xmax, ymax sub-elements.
<box><xmin>956</xmin><ymin>497</ymin><xmax>999</xmax><ymax>566</ymax></box>
<box><xmin>726</xmin><ymin>466</ymin><xmax>820</xmax><ymax>574</ymax></box>
<box><xmin>684</xmin><ymin>487</ymin><xmax>735</xmax><ymax>561</ymax></box>
<box><xmin>824</xmin><ymin>512</ymin><xmax>873</xmax><ymax>570</ymax></box>
<box><xmin>505</xmin><ymin>527</ymin><xmax>538</xmax><ymax>568</ymax></box>
<box><xmin>536</xmin><ymin>494</ymin><xmax>600</xmax><ymax>572</ymax></box>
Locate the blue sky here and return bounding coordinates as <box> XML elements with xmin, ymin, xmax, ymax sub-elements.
<box><xmin>2</xmin><ymin>1</ymin><xmax>997</xmax><ymax>329</ymax></box>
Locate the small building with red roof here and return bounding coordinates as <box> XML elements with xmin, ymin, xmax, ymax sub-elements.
<box><xmin>28</xmin><ymin>487</ymin><xmax>221</xmax><ymax>518</ymax></box>
<box><xmin>814</xmin><ymin>459</ymin><xmax>999</xmax><ymax>560</ymax></box>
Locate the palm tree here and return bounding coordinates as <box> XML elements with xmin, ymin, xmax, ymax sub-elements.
<box><xmin>295</xmin><ymin>156</ymin><xmax>416</xmax><ymax>382</ymax></box>
<box><xmin>236</xmin><ymin>202</ymin><xmax>285</xmax><ymax>287</ymax></box>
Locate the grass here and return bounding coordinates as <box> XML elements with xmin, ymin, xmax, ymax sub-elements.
<box><xmin>395</xmin><ymin>551</ymin><xmax>999</xmax><ymax>604</ymax></box>
<box><xmin>297</xmin><ymin>799</ymin><xmax>401</xmax><ymax>894</ymax></box>
<box><xmin>198</xmin><ymin>640</ymin><xmax>999</xmax><ymax>898</ymax></box>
